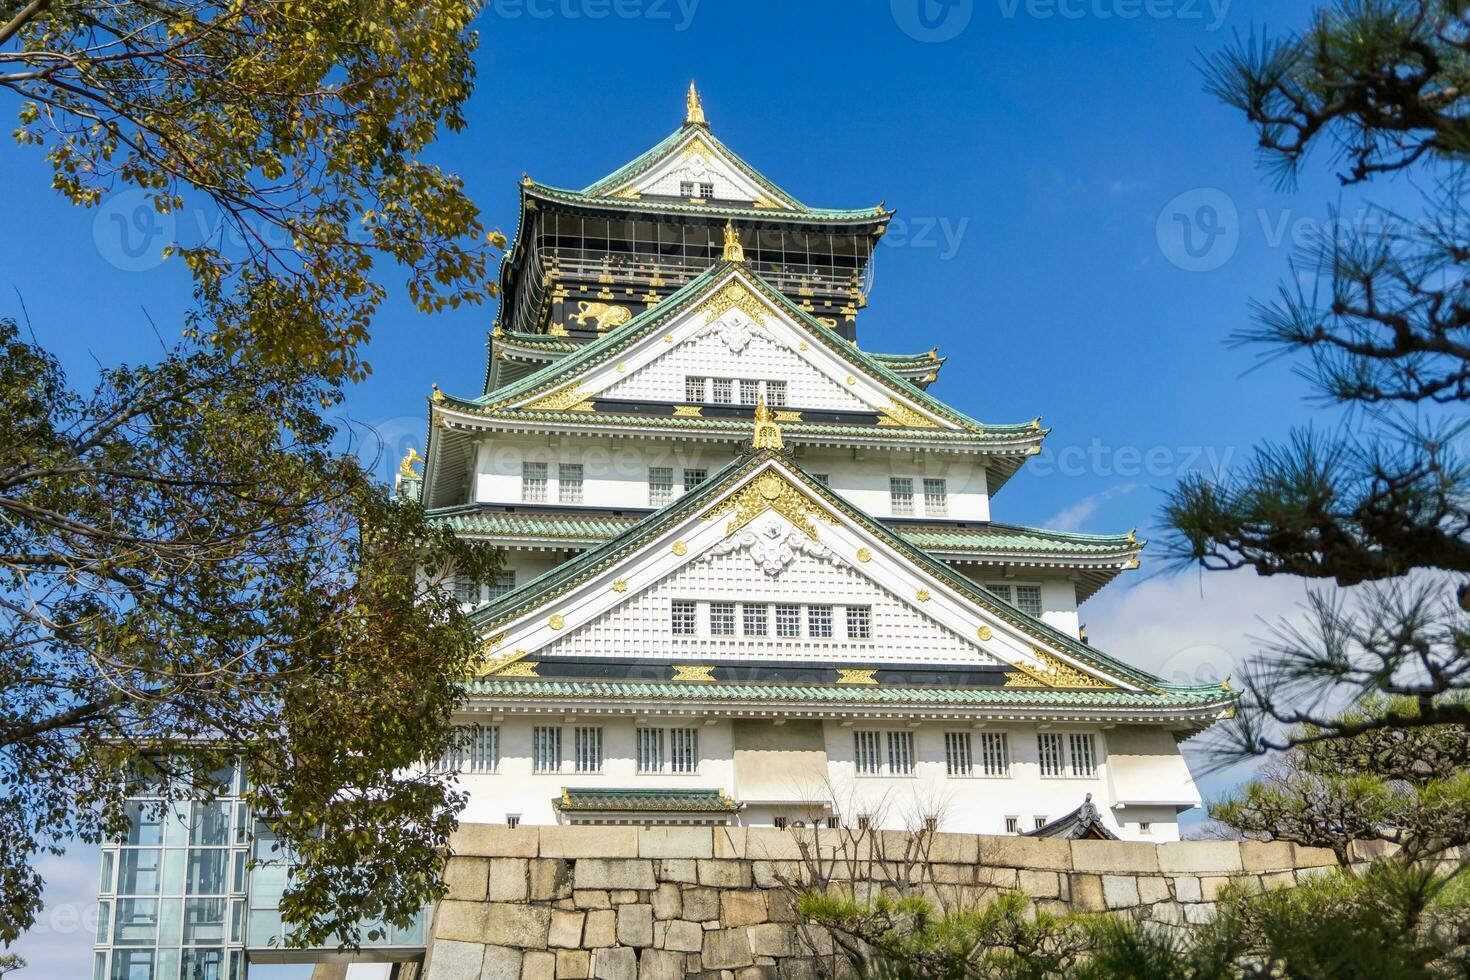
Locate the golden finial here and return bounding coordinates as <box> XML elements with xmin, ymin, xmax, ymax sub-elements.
<box><xmin>751</xmin><ymin>396</ymin><xmax>784</xmax><ymax>451</ymax></box>
<box><xmin>1222</xmin><ymin>674</ymin><xmax>1231</xmax><ymax>693</ymax></box>
<box><xmin>722</xmin><ymin>220</ymin><xmax>745</xmax><ymax>263</ymax></box>
<box><xmin>1127</xmin><ymin>528</ymin><xmax>1137</xmax><ymax>544</ymax></box>
<box><xmin>431</xmin><ymin>383</ymin><xmax>445</xmax><ymax>404</ymax></box>
<box><xmin>398</xmin><ymin>447</ymin><xmax>424</xmax><ymax>479</ymax></box>
<box><xmin>685</xmin><ymin>80</ymin><xmax>706</xmax><ymax>126</ymax></box>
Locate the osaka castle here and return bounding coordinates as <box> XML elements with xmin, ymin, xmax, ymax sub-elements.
<box><xmin>406</xmin><ymin>84</ymin><xmax>1234</xmax><ymax>842</ymax></box>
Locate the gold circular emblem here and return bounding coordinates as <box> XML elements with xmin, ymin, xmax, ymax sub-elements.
<box><xmin>612</xmin><ymin>579</ymin><xmax>628</xmax><ymax>593</ymax></box>
<box><xmin>845</xmin><ymin>375</ymin><xmax>856</xmax><ymax>385</ymax></box>
<box><xmin>672</xmin><ymin>540</ymin><xmax>688</xmax><ymax>556</ymax></box>
<box><xmin>548</xmin><ymin>614</ymin><xmax>565</xmax><ymax>630</ymax></box>
<box><xmin>616</xmin><ymin>362</ymin><xmax>626</xmax><ymax>372</ymax></box>
<box><xmin>976</xmin><ymin>626</ymin><xmax>992</xmax><ymax>642</ymax></box>
<box><xmin>663</xmin><ymin>334</ymin><xmax>674</xmax><ymax>343</ymax></box>
<box><xmin>916</xmin><ymin>589</ymin><xmax>931</xmax><ymax>603</ymax></box>
<box><xmin>856</xmin><ymin>548</ymin><xmax>872</xmax><ymax>563</ymax></box>
<box><xmin>758</xmin><ymin>475</ymin><xmax>783</xmax><ymax>500</ymax></box>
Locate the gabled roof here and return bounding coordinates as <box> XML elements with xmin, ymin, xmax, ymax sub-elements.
<box><xmin>462</xmin><ymin>446</ymin><xmax>1227</xmax><ymax>714</ymax></box>
<box><xmin>1024</xmin><ymin>794</ymin><xmax>1120</xmax><ymax>840</ymax></box>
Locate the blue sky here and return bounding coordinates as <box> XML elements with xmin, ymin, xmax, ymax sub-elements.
<box><xmin>3</xmin><ymin>0</ymin><xmax>1410</xmax><ymax>973</ymax></box>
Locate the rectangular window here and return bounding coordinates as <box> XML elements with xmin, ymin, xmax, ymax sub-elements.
<box><xmin>522</xmin><ymin>462</ymin><xmax>547</xmax><ymax>503</ymax></box>
<box><xmin>775</xmin><ymin>604</ymin><xmax>801</xmax><ymax>638</ymax></box>
<box><xmin>1005</xmin><ymin>816</ymin><xmax>1019</xmax><ymax>834</ymax></box>
<box><xmin>454</xmin><ymin>575</ymin><xmax>479</xmax><ymax>605</ymax></box>
<box><xmin>709</xmin><ymin>601</ymin><xmax>736</xmax><ymax>636</ymax></box>
<box><xmin>807</xmin><ymin>605</ymin><xmax>833</xmax><ymax>638</ymax></box>
<box><xmin>118</xmin><ymin>849</ymin><xmax>161</xmax><ymax>895</ymax></box>
<box><xmin>979</xmin><ymin>732</ymin><xmax>1010</xmax><ymax>777</ymax></box>
<box><xmin>944</xmin><ymin>732</ymin><xmax>972</xmax><ymax>777</ymax></box>
<box><xmin>670</xmin><ymin>728</ymin><xmax>698</xmax><ymax>773</ymax></box>
<box><xmin>766</xmin><ymin>380</ymin><xmax>787</xmax><ymax>407</ymax></box>
<box><xmin>671</xmin><ymin>600</ymin><xmax>697</xmax><ymax>636</ymax></box>
<box><xmin>684</xmin><ymin>376</ymin><xmax>706</xmax><ymax>403</ymax></box>
<box><xmin>1038</xmin><ymin>732</ymin><xmax>1066</xmax><ymax>778</ymax></box>
<box><xmin>506</xmin><ymin>815</ymin><xmax>520</xmax><ymax>829</ymax></box>
<box><xmin>854</xmin><ymin>731</ymin><xmax>882</xmax><ymax>776</ymax></box>
<box><xmin>856</xmin><ymin>815</ymin><xmax>871</xmax><ymax>831</ymax></box>
<box><xmin>533</xmin><ymin>727</ymin><xmax>561</xmax><ymax>774</ymax></box>
<box><xmin>574</xmin><ymin>727</ymin><xmax>603</xmax><ymax>774</ymax></box>
<box><xmin>739</xmin><ymin>379</ymin><xmax>760</xmax><ymax>405</ymax></box>
<box><xmin>558</xmin><ymin>463</ymin><xmax>584</xmax><ymax>504</ymax></box>
<box><xmin>444</xmin><ymin>724</ymin><xmax>499</xmax><ymax>773</ymax></box>
<box><xmin>1139</xmin><ymin>821</ymin><xmax>1152</xmax><ymax>835</ymax></box>
<box><xmin>812</xmin><ymin>473</ymin><xmax>830</xmax><ymax>486</ymax></box>
<box><xmin>1034</xmin><ymin>816</ymin><xmax>1048</xmax><ymax>831</ymax></box>
<box><xmin>887</xmin><ymin>731</ymin><xmax>915</xmax><ymax>776</ymax></box>
<box><xmin>636</xmin><ymin>728</ymin><xmax>664</xmax><ymax>774</ymax></box>
<box><xmin>844</xmin><ymin>606</ymin><xmax>872</xmax><ymax>640</ymax></box>
<box><xmin>1069</xmin><ymin>733</ymin><xmax>1097</xmax><ymax>778</ymax></box>
<box><xmin>488</xmin><ymin>570</ymin><xmax>517</xmax><ymax>600</ymax></box>
<box><xmin>923</xmin><ymin>478</ymin><xmax>948</xmax><ymax>517</ymax></box>
<box><xmin>1015</xmin><ymin>585</ymin><xmax>1043</xmax><ymax>617</ymax></box>
<box><xmin>742</xmin><ymin>603</ymin><xmax>768</xmax><ymax>637</ymax></box>
<box><xmin>649</xmin><ymin>467</ymin><xmax>673</xmax><ymax>507</ymax></box>
<box><xmin>772</xmin><ymin>816</ymin><xmax>788</xmax><ymax>830</ymax></box>
<box><xmin>890</xmin><ymin>477</ymin><xmax>914</xmax><ymax>516</ymax></box>
<box><xmin>711</xmin><ymin>378</ymin><xmax>733</xmax><ymax>404</ymax></box>
<box><xmin>700</xmin><ymin>181</ymin><xmax>714</xmax><ymax>198</ymax></box>
<box><xmin>987</xmin><ymin>583</ymin><xmax>1012</xmax><ymax>604</ymax></box>
<box><xmin>682</xmin><ymin>468</ymin><xmax>707</xmax><ymax>492</ymax></box>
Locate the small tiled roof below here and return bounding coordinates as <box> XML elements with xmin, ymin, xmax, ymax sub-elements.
<box><xmin>555</xmin><ymin>788</ymin><xmax>741</xmax><ymax>813</ymax></box>
<box><xmin>1023</xmin><ymin>794</ymin><xmax>1119</xmax><ymax>840</ymax></box>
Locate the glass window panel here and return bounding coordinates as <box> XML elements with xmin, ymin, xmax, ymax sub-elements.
<box><xmin>114</xmin><ymin>898</ymin><xmax>159</xmax><ymax>945</ymax></box>
<box><xmin>488</xmin><ymin>570</ymin><xmax>516</xmax><ymax>600</ymax></box>
<box><xmin>922</xmin><ymin>478</ymin><xmax>948</xmax><ymax>517</ymax></box>
<box><xmin>709</xmin><ymin>602</ymin><xmax>736</xmax><ymax>636</ymax></box>
<box><xmin>775</xmin><ymin>605</ymin><xmax>800</xmax><ymax>638</ymax></box>
<box><xmin>889</xmin><ymin>477</ymin><xmax>914</xmax><ymax>516</ymax></box>
<box><xmin>649</xmin><ymin>466</ymin><xmax>673</xmax><ymax>507</ymax></box>
<box><xmin>123</xmin><ymin>801</ymin><xmax>164</xmax><ymax>846</ymax></box>
<box><xmin>118</xmin><ymin>848</ymin><xmax>162</xmax><ymax>895</ymax></box>
<box><xmin>162</xmin><ymin>848</ymin><xmax>186</xmax><ymax>895</ymax></box>
<box><xmin>1015</xmin><ymin>585</ymin><xmax>1043</xmax><ymax>618</ymax></box>
<box><xmin>742</xmin><ymin>604</ymin><xmax>768</xmax><ymax>637</ymax></box>
<box><xmin>96</xmin><ymin>899</ymin><xmax>111</xmax><ymax>944</ymax></box>
<box><xmin>558</xmin><ymin>463</ymin><xmax>584</xmax><ymax>504</ymax></box>
<box><xmin>100</xmin><ymin>851</ymin><xmax>116</xmax><ymax>894</ymax></box>
<box><xmin>158</xmin><ymin>896</ymin><xmax>182</xmax><ymax>947</ymax></box>
<box><xmin>682</xmin><ymin>469</ymin><xmax>706</xmax><ymax>492</ymax></box>
<box><xmin>807</xmin><ymin>605</ymin><xmax>833</xmax><ymax>639</ymax></box>
<box><xmin>182</xmin><ymin>897</ymin><xmax>226</xmax><ymax>945</ymax></box>
<box><xmin>190</xmin><ymin>802</ymin><xmax>230</xmax><ymax>847</ymax></box>
<box><xmin>844</xmin><ymin>606</ymin><xmax>871</xmax><ymax>640</ymax></box>
<box><xmin>181</xmin><ymin>947</ymin><xmax>224</xmax><ymax>980</ymax></box>
<box><xmin>522</xmin><ymin>462</ymin><xmax>548</xmax><ymax>503</ymax></box>
<box><xmin>739</xmin><ymin>379</ymin><xmax>760</xmax><ymax>405</ymax></box>
<box><xmin>187</xmin><ymin>849</ymin><xmax>228</xmax><ymax>895</ymax></box>
<box><xmin>111</xmin><ymin>949</ymin><xmax>158</xmax><ymax>980</ymax></box>
<box><xmin>671</xmin><ymin>600</ymin><xmax>697</xmax><ymax>636</ymax></box>
<box><xmin>711</xmin><ymin>378</ymin><xmax>733</xmax><ymax>404</ymax></box>
<box><xmin>684</xmin><ymin>376</ymin><xmax>706</xmax><ymax>402</ymax></box>
<box><xmin>766</xmin><ymin>381</ymin><xmax>787</xmax><ymax>407</ymax></box>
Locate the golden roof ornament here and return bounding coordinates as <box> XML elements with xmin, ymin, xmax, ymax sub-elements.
<box><xmin>751</xmin><ymin>396</ymin><xmax>784</xmax><ymax>451</ymax></box>
<box><xmin>398</xmin><ymin>447</ymin><xmax>423</xmax><ymax>479</ymax></box>
<box><xmin>721</xmin><ymin>220</ymin><xmax>745</xmax><ymax>263</ymax></box>
<box><xmin>685</xmin><ymin>80</ymin><xmax>706</xmax><ymax>126</ymax></box>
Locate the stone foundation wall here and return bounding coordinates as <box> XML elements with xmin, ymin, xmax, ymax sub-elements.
<box><xmin>420</xmin><ymin>825</ymin><xmax>1340</xmax><ymax>979</ymax></box>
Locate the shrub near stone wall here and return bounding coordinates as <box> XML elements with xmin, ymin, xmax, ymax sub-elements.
<box><xmin>420</xmin><ymin>825</ymin><xmax>1339</xmax><ymax>979</ymax></box>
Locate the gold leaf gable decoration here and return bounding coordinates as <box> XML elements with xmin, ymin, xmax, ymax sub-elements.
<box><xmin>701</xmin><ymin>470</ymin><xmax>840</xmax><ymax>541</ymax></box>
<box><xmin>697</xmin><ymin>279</ymin><xmax>768</xmax><ymax>325</ymax></box>
<box><xmin>876</xmin><ymin>399</ymin><xmax>940</xmax><ymax>429</ymax></box>
<box><xmin>526</xmin><ymin>384</ymin><xmax>594</xmax><ymax>412</ymax></box>
<box><xmin>1003</xmin><ymin>646</ymin><xmax>1115</xmax><ymax>690</ymax></box>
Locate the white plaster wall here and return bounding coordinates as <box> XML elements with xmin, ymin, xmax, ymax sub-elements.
<box><xmin>794</xmin><ymin>449</ymin><xmax>990</xmax><ymax>522</ymax></box>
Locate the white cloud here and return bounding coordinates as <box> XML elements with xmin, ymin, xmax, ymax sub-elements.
<box><xmin>8</xmin><ymin>846</ymin><xmax>101</xmax><ymax>977</ymax></box>
<box><xmin>1044</xmin><ymin>482</ymin><xmax>1142</xmax><ymax>532</ymax></box>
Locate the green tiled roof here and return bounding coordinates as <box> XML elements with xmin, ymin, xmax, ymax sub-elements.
<box><xmin>526</xmin><ymin>181</ymin><xmax>886</xmax><ymax>223</ymax></box>
<box><xmin>555</xmin><ymin>788</ymin><xmax>741</xmax><ymax>813</ymax></box>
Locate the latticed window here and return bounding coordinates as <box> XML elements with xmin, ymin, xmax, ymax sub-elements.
<box><xmin>649</xmin><ymin>467</ymin><xmax>673</xmax><ymax>506</ymax></box>
<box><xmin>887</xmin><ymin>731</ymin><xmax>915</xmax><ymax>776</ymax></box>
<box><xmin>766</xmin><ymin>380</ymin><xmax>787</xmax><ymax>407</ymax></box>
<box><xmin>488</xmin><ymin>570</ymin><xmax>517</xmax><ymax>601</ymax></box>
<box><xmin>636</xmin><ymin>728</ymin><xmax>664</xmax><ymax>774</ymax></box>
<box><xmin>685</xmin><ymin>376</ymin><xmax>706</xmax><ymax>402</ymax></box>
<box><xmin>854</xmin><ymin>731</ymin><xmax>882</xmax><ymax>776</ymax></box>
<box><xmin>979</xmin><ymin>732</ymin><xmax>1010</xmax><ymax>777</ymax></box>
<box><xmin>923</xmin><ymin>478</ymin><xmax>948</xmax><ymax>517</ymax></box>
<box><xmin>739</xmin><ymin>379</ymin><xmax>760</xmax><ymax>405</ymax></box>
<box><xmin>558</xmin><ymin>463</ymin><xmax>584</xmax><ymax>504</ymax></box>
<box><xmin>670</xmin><ymin>729</ymin><xmax>698</xmax><ymax>773</ymax></box>
<box><xmin>845</xmin><ymin>606</ymin><xmax>872</xmax><ymax>640</ymax></box>
<box><xmin>671</xmin><ymin>600</ymin><xmax>697</xmax><ymax>636</ymax></box>
<box><xmin>890</xmin><ymin>477</ymin><xmax>914</xmax><ymax>516</ymax></box>
<box><xmin>682</xmin><ymin>469</ymin><xmax>707</xmax><ymax>492</ymax></box>
<box><xmin>1069</xmin><ymin>733</ymin><xmax>1097</xmax><ymax>777</ymax></box>
<box><xmin>944</xmin><ymin>732</ymin><xmax>972</xmax><ymax>776</ymax></box>
<box><xmin>444</xmin><ymin>725</ymin><xmax>499</xmax><ymax>773</ymax></box>
<box><xmin>454</xmin><ymin>575</ymin><xmax>479</xmax><ymax>605</ymax></box>
<box><xmin>522</xmin><ymin>462</ymin><xmax>547</xmax><ymax>503</ymax></box>
<box><xmin>808</xmin><ymin>605</ymin><xmax>833</xmax><ymax>638</ymax></box>
<box><xmin>742</xmin><ymin>604</ymin><xmax>768</xmax><ymax>636</ymax></box>
<box><xmin>574</xmin><ymin>727</ymin><xmax>603</xmax><ymax>774</ymax></box>
<box><xmin>775</xmin><ymin>604</ymin><xmax>800</xmax><ymax>638</ymax></box>
<box><xmin>1016</xmin><ymin>585</ymin><xmax>1043</xmax><ymax>617</ymax></box>
<box><xmin>711</xmin><ymin>378</ymin><xmax>733</xmax><ymax>404</ymax></box>
<box><xmin>1037</xmin><ymin>732</ymin><xmax>1066</xmax><ymax>778</ymax></box>
<box><xmin>532</xmin><ymin>727</ymin><xmax>561</xmax><ymax>774</ymax></box>
<box><xmin>987</xmin><ymin>583</ymin><xmax>1012</xmax><ymax>603</ymax></box>
<box><xmin>710</xmin><ymin>602</ymin><xmax>736</xmax><ymax>636</ymax></box>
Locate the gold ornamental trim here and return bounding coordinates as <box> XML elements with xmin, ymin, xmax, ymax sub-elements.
<box><xmin>527</xmin><ymin>384</ymin><xmax>593</xmax><ymax>412</ymax></box>
<box><xmin>673</xmin><ymin>405</ymin><xmax>703</xmax><ymax>418</ymax></box>
<box><xmin>697</xmin><ymin>279</ymin><xmax>768</xmax><ymax>326</ymax></box>
<box><xmin>701</xmin><ymin>470</ymin><xmax>840</xmax><ymax>541</ymax></box>
<box><xmin>548</xmin><ymin>614</ymin><xmax>565</xmax><ymax>630</ymax></box>
<box><xmin>876</xmin><ymin>399</ymin><xmax>940</xmax><ymax>429</ymax></box>
<box><xmin>671</xmin><ymin>664</ymin><xmax>716</xmax><ymax>683</ymax></box>
<box><xmin>496</xmin><ymin>661</ymin><xmax>540</xmax><ymax>678</ymax></box>
<box><xmin>612</xmin><ymin>579</ymin><xmax>628</xmax><ymax>593</ymax></box>
<box><xmin>856</xmin><ymin>548</ymin><xmax>872</xmax><ymax>563</ymax></box>
<box><xmin>836</xmin><ymin>668</ymin><xmax>878</xmax><ymax>686</ymax></box>
<box><xmin>1003</xmin><ymin>646</ymin><xmax>1115</xmax><ymax>690</ymax></box>
<box><xmin>916</xmin><ymin>589</ymin><xmax>931</xmax><ymax>603</ymax></box>
<box><xmin>672</xmin><ymin>540</ymin><xmax>688</xmax><ymax>556</ymax></box>
<box><xmin>976</xmin><ymin>626</ymin><xmax>992</xmax><ymax>642</ymax></box>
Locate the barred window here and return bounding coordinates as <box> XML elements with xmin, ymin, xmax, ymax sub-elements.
<box><xmin>854</xmin><ymin>731</ymin><xmax>882</xmax><ymax>776</ymax></box>
<box><xmin>682</xmin><ymin>468</ymin><xmax>707</xmax><ymax>492</ymax></box>
<box><xmin>685</xmin><ymin>376</ymin><xmax>706</xmax><ymax>402</ymax></box>
<box><xmin>890</xmin><ymin>477</ymin><xmax>914</xmax><ymax>516</ymax></box>
<box><xmin>710</xmin><ymin>602</ymin><xmax>736</xmax><ymax>636</ymax></box>
<box><xmin>522</xmin><ymin>462</ymin><xmax>547</xmax><ymax>503</ymax></box>
<box><xmin>1069</xmin><ymin>733</ymin><xmax>1097</xmax><ymax>778</ymax></box>
<box><xmin>944</xmin><ymin>731</ymin><xmax>972</xmax><ymax>777</ymax></box>
<box><xmin>987</xmin><ymin>583</ymin><xmax>1012</xmax><ymax>604</ymax></box>
<box><xmin>1005</xmin><ymin>816</ymin><xmax>1019</xmax><ymax>834</ymax></box>
<box><xmin>766</xmin><ymin>381</ymin><xmax>787</xmax><ymax>407</ymax></box>
<box><xmin>1037</xmin><ymin>732</ymin><xmax>1066</xmax><ymax>778</ymax></box>
<box><xmin>812</xmin><ymin>473</ymin><xmax>830</xmax><ymax>486</ymax></box>
<box><xmin>1034</xmin><ymin>816</ymin><xmax>1048</xmax><ymax>831</ymax></box>
<box><xmin>670</xmin><ymin>729</ymin><xmax>698</xmax><ymax>773</ymax></box>
<box><xmin>775</xmin><ymin>604</ymin><xmax>801</xmax><ymax>638</ymax></box>
<box><xmin>979</xmin><ymin>732</ymin><xmax>1010</xmax><ymax>777</ymax></box>
<box><xmin>532</xmin><ymin>727</ymin><xmax>561</xmax><ymax>774</ymax></box>
<box><xmin>711</xmin><ymin>378</ymin><xmax>733</xmax><ymax>404</ymax></box>
<box><xmin>558</xmin><ymin>463</ymin><xmax>584</xmax><ymax>504</ymax></box>
<box><xmin>807</xmin><ymin>605</ymin><xmax>833</xmax><ymax>638</ymax></box>
<box><xmin>649</xmin><ymin>467</ymin><xmax>673</xmax><ymax>507</ymax></box>
<box><xmin>671</xmin><ymin>600</ymin><xmax>697</xmax><ymax>636</ymax></box>
<box><xmin>1015</xmin><ymin>585</ymin><xmax>1043</xmax><ymax>618</ymax></box>
<box><xmin>739</xmin><ymin>379</ymin><xmax>760</xmax><ymax>405</ymax></box>
<box><xmin>488</xmin><ymin>570</ymin><xmax>517</xmax><ymax>600</ymax></box>
<box><xmin>923</xmin><ymin>478</ymin><xmax>948</xmax><ymax>517</ymax></box>
<box><xmin>453</xmin><ymin>575</ymin><xmax>479</xmax><ymax>605</ymax></box>
<box><xmin>574</xmin><ymin>727</ymin><xmax>603</xmax><ymax>774</ymax></box>
<box><xmin>845</xmin><ymin>606</ymin><xmax>872</xmax><ymax>640</ymax></box>
<box><xmin>887</xmin><ymin>731</ymin><xmax>915</xmax><ymax>776</ymax></box>
<box><xmin>636</xmin><ymin>728</ymin><xmax>664</xmax><ymax>774</ymax></box>
<box><xmin>742</xmin><ymin>604</ymin><xmax>768</xmax><ymax>637</ymax></box>
<box><xmin>444</xmin><ymin>725</ymin><xmax>499</xmax><ymax>773</ymax></box>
